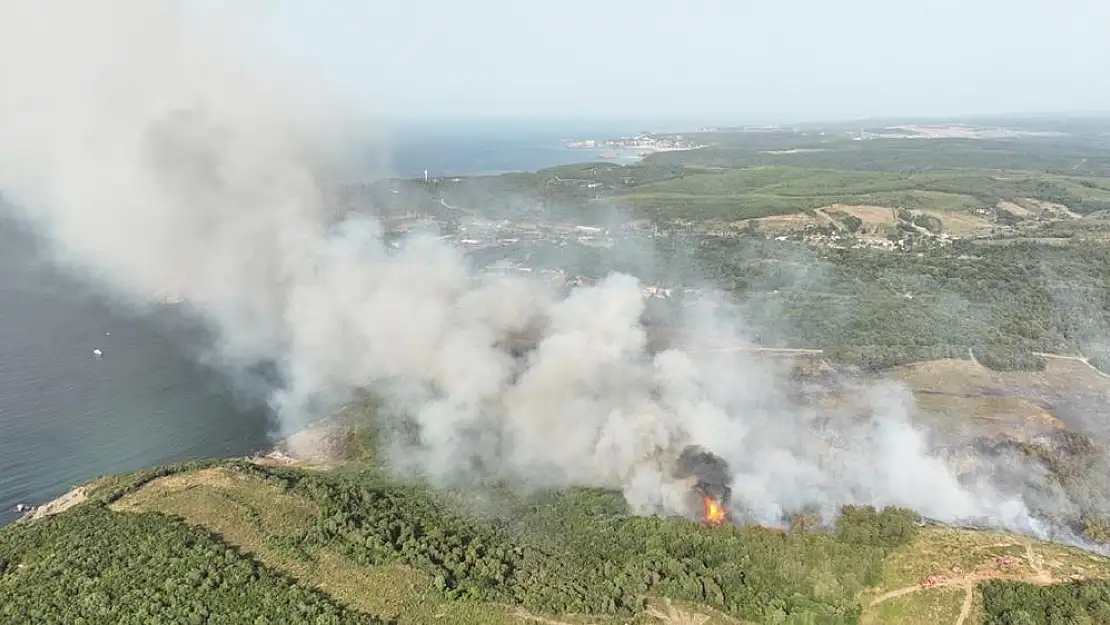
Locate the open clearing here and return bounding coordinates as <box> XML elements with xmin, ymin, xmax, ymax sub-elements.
<box><xmin>890</xmin><ymin>357</ymin><xmax>1110</xmax><ymax>397</ymax></box>
<box><xmin>888</xmin><ymin>357</ymin><xmax>1110</xmax><ymax>438</ymax></box>
<box><xmin>997</xmin><ymin>200</ymin><xmax>1037</xmax><ymax>219</ymax></box>
<box><xmin>858</xmin><ymin>526</ymin><xmax>1110</xmax><ymax>625</ymax></box>
<box><xmin>728</xmin><ymin>200</ymin><xmax>992</xmax><ymax>238</ymax></box>
<box><xmin>826</xmin><ymin>204</ymin><xmax>895</xmax><ymax>227</ymax></box>
<box><xmin>917</xmin><ymin>208</ymin><xmax>992</xmax><ymax>236</ymax></box>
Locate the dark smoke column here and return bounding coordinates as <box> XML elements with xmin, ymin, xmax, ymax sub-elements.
<box><xmin>674</xmin><ymin>444</ymin><xmax>733</xmax><ymax>525</ymax></box>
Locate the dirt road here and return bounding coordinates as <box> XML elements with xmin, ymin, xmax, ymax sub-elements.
<box><xmin>1033</xmin><ymin>352</ymin><xmax>1110</xmax><ymax>379</ymax></box>
<box><xmin>865</xmin><ymin>541</ymin><xmax>1062</xmax><ymax>625</ymax></box>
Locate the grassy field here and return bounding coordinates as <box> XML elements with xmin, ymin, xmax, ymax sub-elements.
<box><xmin>644</xmin><ymin>134</ymin><xmax>1110</xmax><ymax>179</ymax></box>
<box><xmin>365</xmin><ymin>125</ymin><xmax>1110</xmax><ymax>241</ymax></box>
<box><xmin>610</xmin><ymin>166</ymin><xmax>1110</xmax><ymax>224</ymax></box>
<box><xmin>858</xmin><ymin>525</ymin><xmax>1110</xmax><ymax>625</ymax></box>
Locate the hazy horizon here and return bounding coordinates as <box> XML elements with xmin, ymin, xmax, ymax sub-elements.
<box><xmin>376</xmin><ymin>110</ymin><xmax>1110</xmax><ymax>131</ymax></box>
<box><xmin>210</xmin><ymin>0</ymin><xmax>1110</xmax><ymax>123</ymax></box>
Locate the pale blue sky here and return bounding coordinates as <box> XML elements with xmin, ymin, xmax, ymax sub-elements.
<box><xmin>217</xmin><ymin>0</ymin><xmax>1110</xmax><ymax>123</ymax></box>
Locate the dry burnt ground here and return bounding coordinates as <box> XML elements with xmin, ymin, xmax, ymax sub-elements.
<box><xmin>886</xmin><ymin>357</ymin><xmax>1110</xmax><ymax>441</ymax></box>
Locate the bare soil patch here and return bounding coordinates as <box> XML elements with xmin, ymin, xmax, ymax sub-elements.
<box><xmin>513</xmin><ymin>609</ymin><xmax>598</xmax><ymax>625</ymax></box>
<box><xmin>826</xmin><ymin>204</ymin><xmax>896</xmax><ymax>227</ymax></box>
<box><xmin>645</xmin><ymin>599</ymin><xmax>712</xmax><ymax>625</ymax></box>
<box><xmin>1021</xmin><ymin>198</ymin><xmax>1081</xmax><ymax>219</ymax></box>
<box><xmin>996</xmin><ymin>200</ymin><xmax>1036</xmax><ymax>219</ymax></box>
<box><xmin>745</xmin><ymin>213</ymin><xmax>819</xmax><ymax>233</ymax></box>
<box><xmin>889</xmin><ymin>357</ymin><xmax>1110</xmax><ymax>438</ymax></box>
<box><xmin>918</xmin><ymin>209</ymin><xmax>992</xmax><ymax>236</ymax></box>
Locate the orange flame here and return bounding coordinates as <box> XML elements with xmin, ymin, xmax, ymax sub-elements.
<box><xmin>701</xmin><ymin>492</ymin><xmax>727</xmax><ymax>527</ymax></box>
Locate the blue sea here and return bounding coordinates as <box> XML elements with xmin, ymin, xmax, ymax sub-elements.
<box><xmin>0</xmin><ymin>123</ymin><xmax>644</xmax><ymax>524</ymax></box>
<box><xmin>380</xmin><ymin>121</ymin><xmax>655</xmax><ymax>177</ymax></box>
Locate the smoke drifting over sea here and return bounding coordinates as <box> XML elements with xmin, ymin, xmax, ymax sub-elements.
<box><xmin>0</xmin><ymin>1</ymin><xmax>1093</xmax><ymax>543</ymax></box>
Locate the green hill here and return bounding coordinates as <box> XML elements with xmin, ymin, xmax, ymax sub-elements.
<box><xmin>5</xmin><ymin>458</ymin><xmax>1110</xmax><ymax>625</ymax></box>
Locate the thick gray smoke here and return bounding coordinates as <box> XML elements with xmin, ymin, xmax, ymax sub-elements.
<box><xmin>0</xmin><ymin>0</ymin><xmax>1060</xmax><ymax>537</ymax></box>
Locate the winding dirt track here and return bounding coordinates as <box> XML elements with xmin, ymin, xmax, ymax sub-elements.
<box><xmin>869</xmin><ymin>576</ymin><xmax>980</xmax><ymax>625</ymax></box>
<box><xmin>955</xmin><ymin>587</ymin><xmax>973</xmax><ymax>625</ymax></box>
<box><xmin>866</xmin><ymin>541</ymin><xmax>1061</xmax><ymax>625</ymax></box>
<box><xmin>1033</xmin><ymin>352</ymin><xmax>1110</xmax><ymax>379</ymax></box>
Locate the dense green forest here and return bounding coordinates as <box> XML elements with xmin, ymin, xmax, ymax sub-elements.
<box><xmin>0</xmin><ymin>503</ymin><xmax>384</xmax><ymax>625</ymax></box>
<box><xmin>647</xmin><ymin>134</ymin><xmax>1110</xmax><ymax>178</ymax></box>
<box><xmin>695</xmin><ymin>238</ymin><xmax>1110</xmax><ymax>369</ymax></box>
<box><xmin>348</xmin><ymin>124</ymin><xmax>1110</xmax><ymax>373</ymax></box>
<box><xmin>630</xmin><ymin>130</ymin><xmax>1110</xmax><ymax>220</ymax></box>
<box><xmin>351</xmin><ymin>128</ymin><xmax>1110</xmax><ymax>224</ymax></box>
<box><xmin>613</xmin><ymin>165</ymin><xmax>1110</xmax><ymax>222</ymax></box>
<box><xmin>481</xmin><ymin>234</ymin><xmax>1110</xmax><ymax>372</ymax></box>
<box><xmin>197</xmin><ymin>462</ymin><xmax>920</xmax><ymax>623</ymax></box>
<box><xmin>0</xmin><ymin>459</ymin><xmax>927</xmax><ymax>625</ymax></box>
<box><xmin>981</xmin><ymin>579</ymin><xmax>1110</xmax><ymax>625</ymax></box>
<box><xmin>357</xmin><ymin>159</ymin><xmax>1110</xmax><ymax>224</ymax></box>
<box><xmin>6</xmin><ymin>458</ymin><xmax>1109</xmax><ymax>624</ymax></box>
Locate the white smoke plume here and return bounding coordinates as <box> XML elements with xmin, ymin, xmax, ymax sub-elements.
<box><xmin>0</xmin><ymin>0</ymin><xmax>1054</xmax><ymax>534</ymax></box>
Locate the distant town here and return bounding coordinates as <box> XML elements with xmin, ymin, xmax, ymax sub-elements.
<box><xmin>380</xmin><ymin>213</ymin><xmax>695</xmax><ymax>299</ymax></box>
<box><xmin>564</xmin><ymin>133</ymin><xmax>706</xmax><ymax>155</ymax></box>
<box><xmin>372</xmin><ymin>206</ymin><xmax>967</xmax><ymax>308</ymax></box>
<box><xmin>347</xmin><ymin>118</ymin><xmax>1110</xmax><ymax>309</ymax></box>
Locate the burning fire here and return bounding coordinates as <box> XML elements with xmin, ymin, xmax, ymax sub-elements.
<box><xmin>698</xmin><ymin>489</ymin><xmax>728</xmax><ymax>526</ymax></box>
<box><xmin>678</xmin><ymin>446</ymin><xmax>732</xmax><ymax>527</ymax></box>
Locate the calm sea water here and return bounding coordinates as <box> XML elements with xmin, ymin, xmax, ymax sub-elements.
<box><xmin>0</xmin><ymin>218</ymin><xmax>274</xmax><ymax>525</ymax></box>
<box><xmin>383</xmin><ymin>122</ymin><xmax>646</xmax><ymax>177</ymax></box>
<box><xmin>0</xmin><ymin>125</ymin><xmax>633</xmax><ymax>524</ymax></box>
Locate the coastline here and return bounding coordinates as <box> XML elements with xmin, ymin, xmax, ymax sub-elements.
<box><xmin>5</xmin><ymin>128</ymin><xmax>686</xmax><ymax>527</ymax></box>
<box><xmin>12</xmin><ymin>412</ymin><xmax>355</xmax><ymax>525</ymax></box>
<box><xmin>14</xmin><ymin>485</ymin><xmax>91</xmax><ymax>523</ymax></box>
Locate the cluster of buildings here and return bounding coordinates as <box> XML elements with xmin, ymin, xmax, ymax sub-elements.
<box><xmin>382</xmin><ymin>214</ymin><xmax>711</xmax><ymax>302</ymax></box>
<box><xmin>452</xmin><ymin>218</ymin><xmax>619</xmax><ymax>250</ymax></box>
<box><xmin>564</xmin><ymin>134</ymin><xmax>706</xmax><ymax>153</ymax></box>
<box><xmin>481</xmin><ymin>264</ymin><xmax>696</xmax><ymax>304</ymax></box>
<box><xmin>380</xmin><ymin>214</ymin><xmax>648</xmax><ymax>251</ymax></box>
<box><xmin>771</xmin><ymin>228</ymin><xmax>957</xmax><ymax>251</ymax></box>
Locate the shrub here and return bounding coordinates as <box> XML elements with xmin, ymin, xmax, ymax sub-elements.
<box><xmin>982</xmin><ymin>579</ymin><xmax>1110</xmax><ymax>625</ymax></box>
<box><xmin>973</xmin><ymin>347</ymin><xmax>1047</xmax><ymax>372</ymax></box>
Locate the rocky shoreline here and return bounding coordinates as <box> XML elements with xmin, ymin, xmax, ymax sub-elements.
<box><xmin>14</xmin><ymin>485</ymin><xmax>90</xmax><ymax>523</ymax></box>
